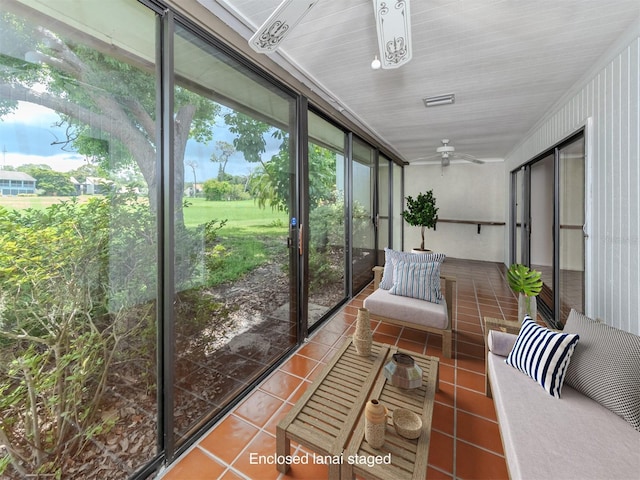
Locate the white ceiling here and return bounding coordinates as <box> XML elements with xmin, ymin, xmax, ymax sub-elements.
<box><xmin>193</xmin><ymin>0</ymin><xmax>639</xmax><ymax>164</ymax></box>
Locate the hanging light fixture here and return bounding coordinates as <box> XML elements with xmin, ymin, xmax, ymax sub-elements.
<box><xmin>372</xmin><ymin>0</ymin><xmax>412</xmax><ymax>69</ymax></box>
<box><xmin>249</xmin><ymin>0</ymin><xmax>320</xmax><ymax>53</ymax></box>
<box><xmin>371</xmin><ymin>55</ymin><xmax>382</xmax><ymax>70</ymax></box>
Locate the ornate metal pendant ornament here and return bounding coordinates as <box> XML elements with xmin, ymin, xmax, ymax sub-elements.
<box><xmin>250</xmin><ymin>0</ymin><xmax>320</xmax><ymax>53</ymax></box>
<box><xmin>373</xmin><ymin>0</ymin><xmax>412</xmax><ymax>69</ymax></box>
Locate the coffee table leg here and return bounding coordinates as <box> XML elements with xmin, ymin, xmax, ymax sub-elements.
<box><xmin>276</xmin><ymin>426</ymin><xmax>290</xmax><ymax>473</ymax></box>
<box><xmin>341</xmin><ymin>458</ymin><xmax>354</xmax><ymax>480</ymax></box>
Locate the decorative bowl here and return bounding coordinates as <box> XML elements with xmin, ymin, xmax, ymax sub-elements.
<box><xmin>392</xmin><ymin>408</ymin><xmax>422</xmax><ymax>439</ymax></box>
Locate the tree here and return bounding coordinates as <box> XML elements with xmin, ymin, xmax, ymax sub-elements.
<box><xmin>17</xmin><ymin>165</ymin><xmax>75</xmax><ymax>196</ymax></box>
<box><xmin>210</xmin><ymin>141</ymin><xmax>235</xmax><ymax>180</ymax></box>
<box><xmin>0</xmin><ymin>9</ymin><xmax>220</xmax><ymax>225</ymax></box>
<box><xmin>186</xmin><ymin>160</ymin><xmax>198</xmax><ymax>197</ymax></box>
<box><xmin>401</xmin><ymin>191</ymin><xmax>439</xmax><ymax>251</ymax></box>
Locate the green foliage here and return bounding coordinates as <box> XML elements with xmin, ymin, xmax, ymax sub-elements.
<box><xmin>249</xmin><ymin>139</ymin><xmax>339</xmax><ymax>212</ymax></box>
<box><xmin>308</xmin><ymin>192</ymin><xmax>346</xmax><ymax>291</ymax></box>
<box><xmin>401</xmin><ymin>190</ymin><xmax>438</xmax><ymax>250</ymax></box>
<box><xmin>203</xmin><ymin>179</ymin><xmax>249</xmax><ymax>201</ymax></box>
<box><xmin>402</xmin><ymin>191</ymin><xmax>438</xmax><ymax>229</ymax></box>
<box><xmin>224</xmin><ymin>111</ymin><xmax>270</xmax><ymax>163</ymax></box>
<box><xmin>507</xmin><ymin>264</ymin><xmax>543</xmax><ymax>296</ymax></box>
<box><xmin>0</xmin><ymin>194</ymin><xmax>166</xmax><ymax>476</ymax></box>
<box><xmin>17</xmin><ymin>165</ymin><xmax>75</xmax><ymax>196</ymax></box>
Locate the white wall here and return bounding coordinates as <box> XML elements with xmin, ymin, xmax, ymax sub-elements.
<box><xmin>403</xmin><ymin>162</ymin><xmax>506</xmax><ymax>262</ymax></box>
<box><xmin>504</xmin><ymin>21</ymin><xmax>640</xmax><ymax>335</ymax></box>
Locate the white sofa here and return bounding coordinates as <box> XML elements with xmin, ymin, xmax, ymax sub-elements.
<box><xmin>487</xmin><ymin>310</ymin><xmax>640</xmax><ymax>480</ymax></box>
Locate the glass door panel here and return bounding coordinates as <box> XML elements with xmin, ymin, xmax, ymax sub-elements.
<box><xmin>351</xmin><ymin>137</ymin><xmax>376</xmax><ymax>294</ymax></box>
<box><xmin>307</xmin><ymin>112</ymin><xmax>347</xmax><ymax>327</ymax></box>
<box><xmin>559</xmin><ymin>137</ymin><xmax>585</xmax><ymax>324</ymax></box>
<box><xmin>377</xmin><ymin>155</ymin><xmax>392</xmax><ymax>265</ymax></box>
<box><xmin>171</xmin><ymin>24</ymin><xmax>297</xmax><ymax>448</ymax></box>
<box><xmin>511</xmin><ymin>167</ymin><xmax>527</xmax><ymax>265</ymax></box>
<box><xmin>0</xmin><ymin>2</ymin><xmax>159</xmax><ymax>476</ymax></box>
<box><xmin>393</xmin><ymin>163</ymin><xmax>403</xmax><ymax>250</ymax></box>
<box><xmin>530</xmin><ymin>154</ymin><xmax>555</xmax><ymax>315</ymax></box>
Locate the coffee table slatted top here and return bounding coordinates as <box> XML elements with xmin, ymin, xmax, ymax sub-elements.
<box><xmin>277</xmin><ymin>340</ymin><xmax>391</xmax><ymax>473</ymax></box>
<box><xmin>342</xmin><ymin>351</ymin><xmax>439</xmax><ymax>480</ymax></box>
<box><xmin>276</xmin><ymin>338</ymin><xmax>439</xmax><ymax>480</ymax></box>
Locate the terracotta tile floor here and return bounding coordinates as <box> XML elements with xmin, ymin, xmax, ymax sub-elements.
<box><xmin>160</xmin><ymin>258</ymin><xmax>515</xmax><ymax>479</ymax></box>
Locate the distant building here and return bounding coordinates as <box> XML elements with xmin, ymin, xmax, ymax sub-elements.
<box><xmin>70</xmin><ymin>176</ymin><xmax>112</xmax><ymax>195</ymax></box>
<box><xmin>0</xmin><ymin>171</ymin><xmax>37</xmax><ymax>195</ymax></box>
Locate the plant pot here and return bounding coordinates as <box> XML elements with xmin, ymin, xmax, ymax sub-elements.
<box><xmin>518</xmin><ymin>293</ymin><xmax>537</xmax><ymax>323</ymax></box>
<box><xmin>411</xmin><ymin>248</ymin><xmax>433</xmax><ymax>254</ymax></box>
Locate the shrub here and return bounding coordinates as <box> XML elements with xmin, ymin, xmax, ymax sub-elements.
<box><xmin>0</xmin><ymin>194</ymin><xmax>168</xmax><ymax>477</ymax></box>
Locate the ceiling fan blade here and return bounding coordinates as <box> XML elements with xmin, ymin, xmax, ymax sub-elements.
<box><xmin>454</xmin><ymin>152</ymin><xmax>484</xmax><ymax>164</ymax></box>
<box><xmin>249</xmin><ymin>0</ymin><xmax>319</xmax><ymax>53</ymax></box>
<box><xmin>413</xmin><ymin>153</ymin><xmax>442</xmax><ymax>161</ymax></box>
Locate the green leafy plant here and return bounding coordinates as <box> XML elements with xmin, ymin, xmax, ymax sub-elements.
<box><xmin>401</xmin><ymin>190</ymin><xmax>438</xmax><ymax>250</ymax></box>
<box><xmin>507</xmin><ymin>263</ymin><xmax>543</xmax><ymax>297</ymax></box>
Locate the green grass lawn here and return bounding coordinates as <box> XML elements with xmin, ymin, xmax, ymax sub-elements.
<box><xmin>1</xmin><ymin>195</ymin><xmax>290</xmax><ymax>287</ymax></box>
<box><xmin>183</xmin><ymin>198</ymin><xmax>287</xmax><ymax>229</ymax></box>
<box><xmin>184</xmin><ymin>198</ymin><xmax>289</xmax><ymax>287</ymax></box>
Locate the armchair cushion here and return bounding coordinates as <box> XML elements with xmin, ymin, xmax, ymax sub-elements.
<box><xmin>388</xmin><ymin>260</ymin><xmax>443</xmax><ymax>304</ymax></box>
<box><xmin>379</xmin><ymin>248</ymin><xmax>445</xmax><ymax>290</ymax></box>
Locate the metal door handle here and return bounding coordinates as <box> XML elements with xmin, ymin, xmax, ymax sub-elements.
<box><xmin>298</xmin><ymin>225</ymin><xmax>303</xmax><ymax>256</ymax></box>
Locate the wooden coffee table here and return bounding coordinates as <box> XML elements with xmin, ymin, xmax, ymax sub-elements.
<box><xmin>276</xmin><ymin>338</ymin><xmax>439</xmax><ymax>480</ymax></box>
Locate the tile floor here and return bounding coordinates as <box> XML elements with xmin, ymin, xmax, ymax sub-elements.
<box><xmin>160</xmin><ymin>258</ymin><xmax>517</xmax><ymax>479</ymax></box>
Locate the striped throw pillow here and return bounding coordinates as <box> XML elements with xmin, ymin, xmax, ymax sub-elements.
<box><xmin>506</xmin><ymin>317</ymin><xmax>580</xmax><ymax>398</ymax></box>
<box><xmin>388</xmin><ymin>260</ymin><xmax>443</xmax><ymax>303</ymax></box>
<box><xmin>379</xmin><ymin>248</ymin><xmax>445</xmax><ymax>290</ymax></box>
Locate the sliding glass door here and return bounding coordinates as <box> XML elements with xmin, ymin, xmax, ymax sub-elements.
<box><xmin>511</xmin><ymin>132</ymin><xmax>585</xmax><ymax>327</ymax></box>
<box><xmin>351</xmin><ymin>137</ymin><xmax>376</xmax><ymax>294</ymax></box>
<box><xmin>307</xmin><ymin>112</ymin><xmax>347</xmax><ymax>327</ymax></box>
<box><xmin>170</xmin><ymin>22</ymin><xmax>298</xmax><ymax>450</ymax></box>
<box><xmin>558</xmin><ymin>137</ymin><xmax>585</xmax><ymax>322</ymax></box>
<box><xmin>530</xmin><ymin>154</ymin><xmax>555</xmax><ymax>317</ymax></box>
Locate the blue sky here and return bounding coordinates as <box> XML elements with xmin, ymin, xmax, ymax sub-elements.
<box><xmin>0</xmin><ymin>102</ymin><xmax>281</xmax><ymax>180</ymax></box>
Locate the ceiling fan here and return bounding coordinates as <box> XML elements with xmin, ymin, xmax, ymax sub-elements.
<box><xmin>420</xmin><ymin>139</ymin><xmax>484</xmax><ymax>167</ymax></box>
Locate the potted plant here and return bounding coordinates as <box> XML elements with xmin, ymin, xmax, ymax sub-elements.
<box><xmin>401</xmin><ymin>190</ymin><xmax>438</xmax><ymax>252</ymax></box>
<box><xmin>507</xmin><ymin>263</ymin><xmax>543</xmax><ymax>322</ymax></box>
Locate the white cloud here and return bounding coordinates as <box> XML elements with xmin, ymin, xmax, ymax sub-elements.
<box><xmin>3</xmin><ymin>152</ymin><xmax>87</xmax><ymax>172</ymax></box>
<box><xmin>3</xmin><ymin>101</ymin><xmax>61</xmax><ymax>127</ymax></box>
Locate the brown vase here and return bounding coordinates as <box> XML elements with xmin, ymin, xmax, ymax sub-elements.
<box><xmin>353</xmin><ymin>307</ymin><xmax>372</xmax><ymax>356</ymax></box>
<box><xmin>364</xmin><ymin>399</ymin><xmax>388</xmax><ymax>448</ymax></box>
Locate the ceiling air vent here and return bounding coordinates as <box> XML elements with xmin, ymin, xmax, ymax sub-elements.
<box><xmin>423</xmin><ymin>93</ymin><xmax>455</xmax><ymax>107</ymax></box>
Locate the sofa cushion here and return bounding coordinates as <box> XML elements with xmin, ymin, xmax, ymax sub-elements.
<box><xmin>488</xmin><ymin>349</ymin><xmax>640</xmax><ymax>480</ymax></box>
<box><xmin>379</xmin><ymin>248</ymin><xmax>445</xmax><ymax>290</ymax></box>
<box><xmin>563</xmin><ymin>309</ymin><xmax>640</xmax><ymax>431</ymax></box>
<box><xmin>363</xmin><ymin>287</ymin><xmax>448</xmax><ymax>330</ymax></box>
<box><xmin>388</xmin><ymin>260</ymin><xmax>443</xmax><ymax>303</ymax></box>
<box><xmin>506</xmin><ymin>317</ymin><xmax>580</xmax><ymax>398</ymax></box>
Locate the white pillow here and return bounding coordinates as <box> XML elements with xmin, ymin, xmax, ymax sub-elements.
<box><xmin>388</xmin><ymin>260</ymin><xmax>443</xmax><ymax>303</ymax></box>
<box><xmin>506</xmin><ymin>317</ymin><xmax>580</xmax><ymax>398</ymax></box>
<box><xmin>379</xmin><ymin>248</ymin><xmax>445</xmax><ymax>290</ymax></box>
